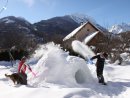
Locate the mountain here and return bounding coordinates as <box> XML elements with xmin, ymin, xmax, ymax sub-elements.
<box><xmin>109</xmin><ymin>23</ymin><xmax>130</xmax><ymax>34</ymax></box>
<box><xmin>0</xmin><ymin>16</ymin><xmax>37</xmax><ymax>35</ymax></box>
<box><xmin>34</xmin><ymin>14</ymin><xmax>108</xmax><ymax>43</ymax></box>
<box><xmin>0</xmin><ymin>16</ymin><xmax>37</xmax><ymax>49</ymax></box>
<box><xmin>33</xmin><ymin>15</ymin><xmax>79</xmax><ymax>43</ymax></box>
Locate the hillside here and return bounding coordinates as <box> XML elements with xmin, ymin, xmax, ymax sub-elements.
<box><xmin>0</xmin><ymin>16</ymin><xmax>37</xmax><ymax>35</ymax></box>
<box><xmin>0</xmin><ymin>16</ymin><xmax>37</xmax><ymax>49</ymax></box>
<box><xmin>33</xmin><ymin>15</ymin><xmax>79</xmax><ymax>43</ymax></box>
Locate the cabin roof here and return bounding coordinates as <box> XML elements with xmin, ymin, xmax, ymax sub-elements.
<box><xmin>63</xmin><ymin>21</ymin><xmax>108</xmax><ymax>41</ymax></box>
<box><xmin>63</xmin><ymin>22</ymin><xmax>87</xmax><ymax>41</ymax></box>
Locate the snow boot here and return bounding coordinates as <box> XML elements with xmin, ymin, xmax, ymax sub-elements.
<box><xmin>102</xmin><ymin>82</ymin><xmax>107</xmax><ymax>85</ymax></box>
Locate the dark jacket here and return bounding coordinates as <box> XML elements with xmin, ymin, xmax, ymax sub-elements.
<box><xmin>91</xmin><ymin>55</ymin><xmax>105</xmax><ymax>72</ymax></box>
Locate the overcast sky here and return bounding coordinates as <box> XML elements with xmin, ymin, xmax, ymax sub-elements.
<box><xmin>0</xmin><ymin>0</ymin><xmax>130</xmax><ymax>27</ymax></box>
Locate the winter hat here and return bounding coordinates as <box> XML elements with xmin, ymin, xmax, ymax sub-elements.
<box><xmin>21</xmin><ymin>56</ymin><xmax>27</xmax><ymax>61</ymax></box>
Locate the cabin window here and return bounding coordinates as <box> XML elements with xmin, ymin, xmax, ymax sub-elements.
<box><xmin>87</xmin><ymin>29</ymin><xmax>90</xmax><ymax>31</ymax></box>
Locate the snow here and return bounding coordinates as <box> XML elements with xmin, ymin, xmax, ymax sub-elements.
<box><xmin>63</xmin><ymin>22</ymin><xmax>87</xmax><ymax>41</ymax></box>
<box><xmin>72</xmin><ymin>40</ymin><xmax>95</xmax><ymax>60</ymax></box>
<box><xmin>0</xmin><ymin>42</ymin><xmax>130</xmax><ymax>98</ymax></box>
<box><xmin>29</xmin><ymin>43</ymin><xmax>94</xmax><ymax>87</ymax></box>
<box><xmin>0</xmin><ymin>18</ymin><xmax>15</xmax><ymax>23</ymax></box>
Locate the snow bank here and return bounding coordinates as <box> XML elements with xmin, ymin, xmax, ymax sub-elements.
<box><xmin>29</xmin><ymin>43</ymin><xmax>94</xmax><ymax>87</ymax></box>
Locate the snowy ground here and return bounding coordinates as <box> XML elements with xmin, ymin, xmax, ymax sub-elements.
<box><xmin>0</xmin><ymin>43</ymin><xmax>130</xmax><ymax>98</ymax></box>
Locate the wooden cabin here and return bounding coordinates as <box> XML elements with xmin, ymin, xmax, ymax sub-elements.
<box><xmin>63</xmin><ymin>21</ymin><xmax>109</xmax><ymax>53</ymax></box>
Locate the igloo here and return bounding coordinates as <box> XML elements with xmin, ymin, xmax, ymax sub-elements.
<box><xmin>30</xmin><ymin>43</ymin><xmax>95</xmax><ymax>87</ymax></box>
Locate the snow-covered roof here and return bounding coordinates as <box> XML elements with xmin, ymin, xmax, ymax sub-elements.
<box><xmin>63</xmin><ymin>22</ymin><xmax>87</xmax><ymax>41</ymax></box>
<box><xmin>83</xmin><ymin>31</ymin><xmax>99</xmax><ymax>44</ymax></box>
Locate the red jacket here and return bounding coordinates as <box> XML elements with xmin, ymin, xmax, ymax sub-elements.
<box><xmin>18</xmin><ymin>60</ymin><xmax>27</xmax><ymax>74</ymax></box>
<box><xmin>18</xmin><ymin>59</ymin><xmax>33</xmax><ymax>75</ymax></box>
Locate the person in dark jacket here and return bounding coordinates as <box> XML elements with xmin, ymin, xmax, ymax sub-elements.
<box><xmin>90</xmin><ymin>52</ymin><xmax>108</xmax><ymax>85</ymax></box>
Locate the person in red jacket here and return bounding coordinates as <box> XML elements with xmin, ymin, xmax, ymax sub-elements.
<box><xmin>18</xmin><ymin>56</ymin><xmax>32</xmax><ymax>85</ymax></box>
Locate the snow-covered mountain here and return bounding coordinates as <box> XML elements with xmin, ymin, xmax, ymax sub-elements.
<box><xmin>109</xmin><ymin>23</ymin><xmax>130</xmax><ymax>34</ymax></box>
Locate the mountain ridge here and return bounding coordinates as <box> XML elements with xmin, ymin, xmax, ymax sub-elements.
<box><xmin>1</xmin><ymin>14</ymin><xmax>129</xmax><ymax>44</ymax></box>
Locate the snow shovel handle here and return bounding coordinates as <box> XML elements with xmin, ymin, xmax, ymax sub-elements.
<box><xmin>31</xmin><ymin>70</ymin><xmax>37</xmax><ymax>77</ymax></box>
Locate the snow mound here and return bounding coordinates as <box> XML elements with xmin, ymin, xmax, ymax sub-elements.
<box><xmin>29</xmin><ymin>43</ymin><xmax>94</xmax><ymax>87</ymax></box>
